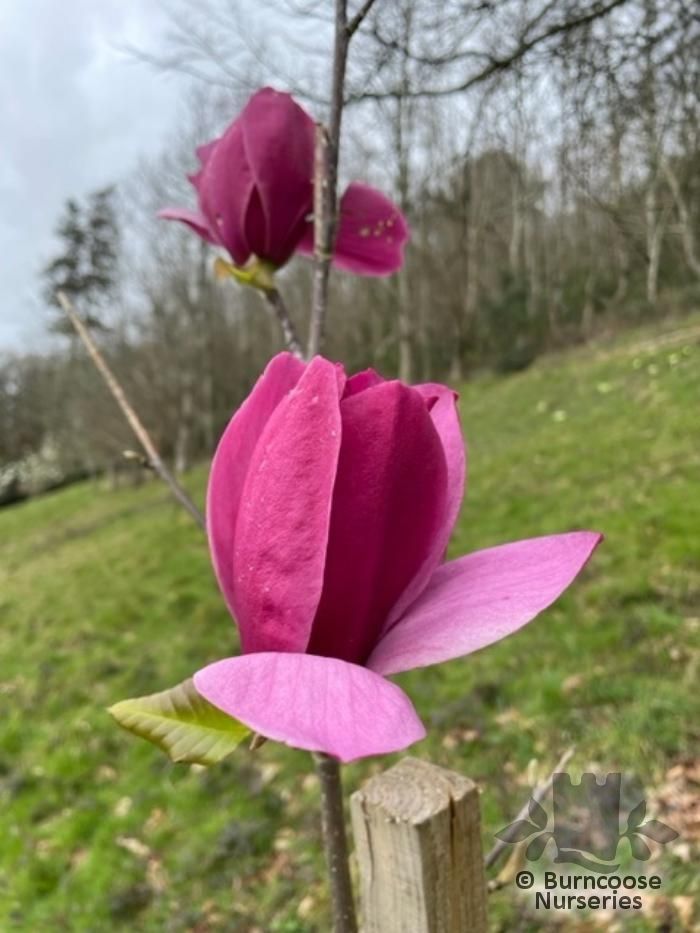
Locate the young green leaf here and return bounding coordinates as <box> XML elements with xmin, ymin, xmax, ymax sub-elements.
<box><xmin>108</xmin><ymin>678</ymin><xmax>250</xmax><ymax>766</ymax></box>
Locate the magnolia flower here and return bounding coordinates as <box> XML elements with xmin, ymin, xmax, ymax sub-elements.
<box><xmin>193</xmin><ymin>353</ymin><xmax>601</xmax><ymax>762</ymax></box>
<box><xmin>159</xmin><ymin>88</ymin><xmax>409</xmax><ymax>277</ymax></box>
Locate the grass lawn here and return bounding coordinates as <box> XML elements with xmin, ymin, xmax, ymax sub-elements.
<box><xmin>1</xmin><ymin>314</ymin><xmax>699</xmax><ymax>931</ymax></box>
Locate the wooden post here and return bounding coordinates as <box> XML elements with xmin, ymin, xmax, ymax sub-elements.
<box><xmin>350</xmin><ymin>757</ymin><xmax>488</xmax><ymax>933</ymax></box>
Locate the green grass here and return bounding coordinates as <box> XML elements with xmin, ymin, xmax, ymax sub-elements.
<box><xmin>1</xmin><ymin>315</ymin><xmax>699</xmax><ymax>931</ymax></box>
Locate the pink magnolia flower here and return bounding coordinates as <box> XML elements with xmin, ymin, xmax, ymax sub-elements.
<box><xmin>159</xmin><ymin>88</ymin><xmax>409</xmax><ymax>276</ymax></box>
<box><xmin>193</xmin><ymin>353</ymin><xmax>601</xmax><ymax>762</ymax></box>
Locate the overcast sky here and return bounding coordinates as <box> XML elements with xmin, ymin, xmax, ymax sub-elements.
<box><xmin>0</xmin><ymin>0</ymin><xmax>193</xmax><ymax>351</ymax></box>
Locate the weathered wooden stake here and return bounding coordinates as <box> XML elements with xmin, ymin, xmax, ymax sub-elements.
<box><xmin>350</xmin><ymin>757</ymin><xmax>488</xmax><ymax>933</ymax></box>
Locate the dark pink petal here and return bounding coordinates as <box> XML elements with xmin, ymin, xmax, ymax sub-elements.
<box><xmin>307</xmin><ymin>381</ymin><xmax>448</xmax><ymax>664</ymax></box>
<box><xmin>242</xmin><ymin>187</ymin><xmax>268</xmax><ymax>260</ymax></box>
<box><xmin>368</xmin><ymin>532</ymin><xmax>603</xmax><ymax>675</ymax></box>
<box><xmin>207</xmin><ymin>353</ymin><xmax>305</xmax><ymax>627</ymax></box>
<box><xmin>195</xmin><ymin>140</ymin><xmax>218</xmax><ymax>168</ymax></box>
<box><xmin>233</xmin><ymin>357</ymin><xmax>344</xmax><ymax>654</ymax></box>
<box><xmin>240</xmin><ymin>87</ymin><xmax>315</xmax><ymax>264</ymax></box>
<box><xmin>186</xmin><ymin>140</ymin><xmax>219</xmax><ymax>197</ymax></box>
<box><xmin>157</xmin><ymin>207</ymin><xmax>219</xmax><ymax>245</ymax></box>
<box><xmin>197</xmin><ymin>120</ymin><xmax>256</xmax><ymax>265</ymax></box>
<box><xmin>194</xmin><ymin>652</ymin><xmax>426</xmax><ymax>762</ymax></box>
<box><xmin>342</xmin><ymin>368</ymin><xmax>385</xmax><ymax>398</ymax></box>
<box><xmin>382</xmin><ymin>383</ymin><xmax>466</xmax><ymax>630</ymax></box>
<box><xmin>335</xmin><ymin>182</ymin><xmax>410</xmax><ymax>275</ymax></box>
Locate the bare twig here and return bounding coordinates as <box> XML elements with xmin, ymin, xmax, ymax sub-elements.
<box><xmin>307</xmin><ymin>0</ymin><xmax>378</xmax><ymax>358</ymax></box>
<box><xmin>264</xmin><ymin>289</ymin><xmax>304</xmax><ymax>358</ymax></box>
<box><xmin>57</xmin><ymin>291</ymin><xmax>205</xmax><ymax>531</ymax></box>
<box><xmin>347</xmin><ymin>0</ymin><xmax>630</xmax><ymax>102</ymax></box>
<box><xmin>308</xmin><ymin>123</ymin><xmax>333</xmax><ymax>358</ymax></box>
<box><xmin>485</xmin><ymin>746</ymin><xmax>575</xmax><ymax>871</ymax></box>
<box><xmin>313</xmin><ymin>752</ymin><xmax>358</xmax><ymax>933</ymax></box>
<box><xmin>347</xmin><ymin>0</ymin><xmax>378</xmax><ymax>37</ymax></box>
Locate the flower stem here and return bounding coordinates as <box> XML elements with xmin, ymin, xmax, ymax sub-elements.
<box><xmin>264</xmin><ymin>289</ymin><xmax>303</xmax><ymax>358</ymax></box>
<box><xmin>313</xmin><ymin>752</ymin><xmax>358</xmax><ymax>933</ymax></box>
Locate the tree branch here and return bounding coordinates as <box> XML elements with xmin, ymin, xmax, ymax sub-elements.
<box><xmin>307</xmin><ymin>0</ymin><xmax>351</xmax><ymax>358</ymax></box>
<box><xmin>57</xmin><ymin>291</ymin><xmax>205</xmax><ymax>531</ymax></box>
<box><xmin>348</xmin><ymin>0</ymin><xmax>631</xmax><ymax>102</ymax></box>
<box><xmin>347</xmin><ymin>0</ymin><xmax>378</xmax><ymax>37</ymax></box>
<box><xmin>264</xmin><ymin>289</ymin><xmax>304</xmax><ymax>357</ymax></box>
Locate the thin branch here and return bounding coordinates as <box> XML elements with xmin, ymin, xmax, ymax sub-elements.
<box><xmin>485</xmin><ymin>746</ymin><xmax>575</xmax><ymax>870</ymax></box>
<box><xmin>307</xmin><ymin>0</ymin><xmax>350</xmax><ymax>358</ymax></box>
<box><xmin>57</xmin><ymin>291</ymin><xmax>205</xmax><ymax>531</ymax></box>
<box><xmin>308</xmin><ymin>123</ymin><xmax>333</xmax><ymax>358</ymax></box>
<box><xmin>264</xmin><ymin>289</ymin><xmax>304</xmax><ymax>357</ymax></box>
<box><xmin>313</xmin><ymin>753</ymin><xmax>358</xmax><ymax>933</ymax></box>
<box><xmin>347</xmin><ymin>0</ymin><xmax>378</xmax><ymax>37</ymax></box>
<box><xmin>347</xmin><ymin>0</ymin><xmax>631</xmax><ymax>102</ymax></box>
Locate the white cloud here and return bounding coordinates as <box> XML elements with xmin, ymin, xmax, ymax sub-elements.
<box><xmin>0</xmin><ymin>0</ymin><xmax>188</xmax><ymax>349</ymax></box>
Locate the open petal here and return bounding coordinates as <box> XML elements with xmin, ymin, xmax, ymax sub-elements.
<box><xmin>368</xmin><ymin>532</ymin><xmax>603</xmax><ymax>675</ymax></box>
<box><xmin>158</xmin><ymin>207</ymin><xmax>219</xmax><ymax>245</ymax></box>
<box><xmin>207</xmin><ymin>353</ymin><xmax>306</xmax><ymax>626</ymax></box>
<box><xmin>233</xmin><ymin>358</ymin><xmax>344</xmax><ymax>654</ymax></box>
<box><xmin>384</xmin><ymin>383</ymin><xmax>466</xmax><ymax>630</ymax></box>
<box><xmin>240</xmin><ymin>88</ymin><xmax>315</xmax><ymax>264</ymax></box>
<box><xmin>306</xmin><ymin>381</ymin><xmax>447</xmax><ymax>665</ymax></box>
<box><xmin>194</xmin><ymin>652</ymin><xmax>426</xmax><ymax>762</ymax></box>
<box><xmin>296</xmin><ymin>183</ymin><xmax>409</xmax><ymax>276</ymax></box>
<box><xmin>334</xmin><ymin>182</ymin><xmax>409</xmax><ymax>275</ymax></box>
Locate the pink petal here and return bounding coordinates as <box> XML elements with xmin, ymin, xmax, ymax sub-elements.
<box><xmin>334</xmin><ymin>182</ymin><xmax>410</xmax><ymax>275</ymax></box>
<box><xmin>368</xmin><ymin>532</ymin><xmax>603</xmax><ymax>675</ymax></box>
<box><xmin>194</xmin><ymin>652</ymin><xmax>426</xmax><ymax>762</ymax></box>
<box><xmin>187</xmin><ymin>140</ymin><xmax>218</xmax><ymax>200</ymax></box>
<box><xmin>295</xmin><ymin>184</ymin><xmax>409</xmax><ymax>276</ymax></box>
<box><xmin>342</xmin><ymin>368</ymin><xmax>385</xmax><ymax>398</ymax></box>
<box><xmin>157</xmin><ymin>207</ymin><xmax>219</xmax><ymax>246</ymax></box>
<box><xmin>197</xmin><ymin>119</ymin><xmax>257</xmax><ymax>266</ymax></box>
<box><xmin>207</xmin><ymin>353</ymin><xmax>305</xmax><ymax>627</ymax></box>
<box><xmin>242</xmin><ymin>187</ymin><xmax>268</xmax><ymax>260</ymax></box>
<box><xmin>306</xmin><ymin>381</ymin><xmax>447</xmax><ymax>664</ymax></box>
<box><xmin>240</xmin><ymin>87</ymin><xmax>315</xmax><ymax>265</ymax></box>
<box><xmin>382</xmin><ymin>383</ymin><xmax>466</xmax><ymax>630</ymax></box>
<box><xmin>233</xmin><ymin>358</ymin><xmax>345</xmax><ymax>654</ymax></box>
<box><xmin>195</xmin><ymin>140</ymin><xmax>218</xmax><ymax>168</ymax></box>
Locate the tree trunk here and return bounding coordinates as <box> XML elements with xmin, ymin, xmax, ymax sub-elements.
<box><xmin>662</xmin><ymin>159</ymin><xmax>700</xmax><ymax>280</ymax></box>
<box><xmin>645</xmin><ymin>179</ymin><xmax>662</xmax><ymax>306</ymax></box>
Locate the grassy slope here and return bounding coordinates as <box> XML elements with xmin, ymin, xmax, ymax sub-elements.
<box><xmin>1</xmin><ymin>316</ymin><xmax>699</xmax><ymax>931</ymax></box>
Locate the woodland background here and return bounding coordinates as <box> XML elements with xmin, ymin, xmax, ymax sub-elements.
<box><xmin>2</xmin><ymin>0</ymin><xmax>699</xmax><ymax>501</ymax></box>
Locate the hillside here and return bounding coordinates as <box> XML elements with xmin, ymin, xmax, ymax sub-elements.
<box><xmin>1</xmin><ymin>315</ymin><xmax>699</xmax><ymax>931</ymax></box>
